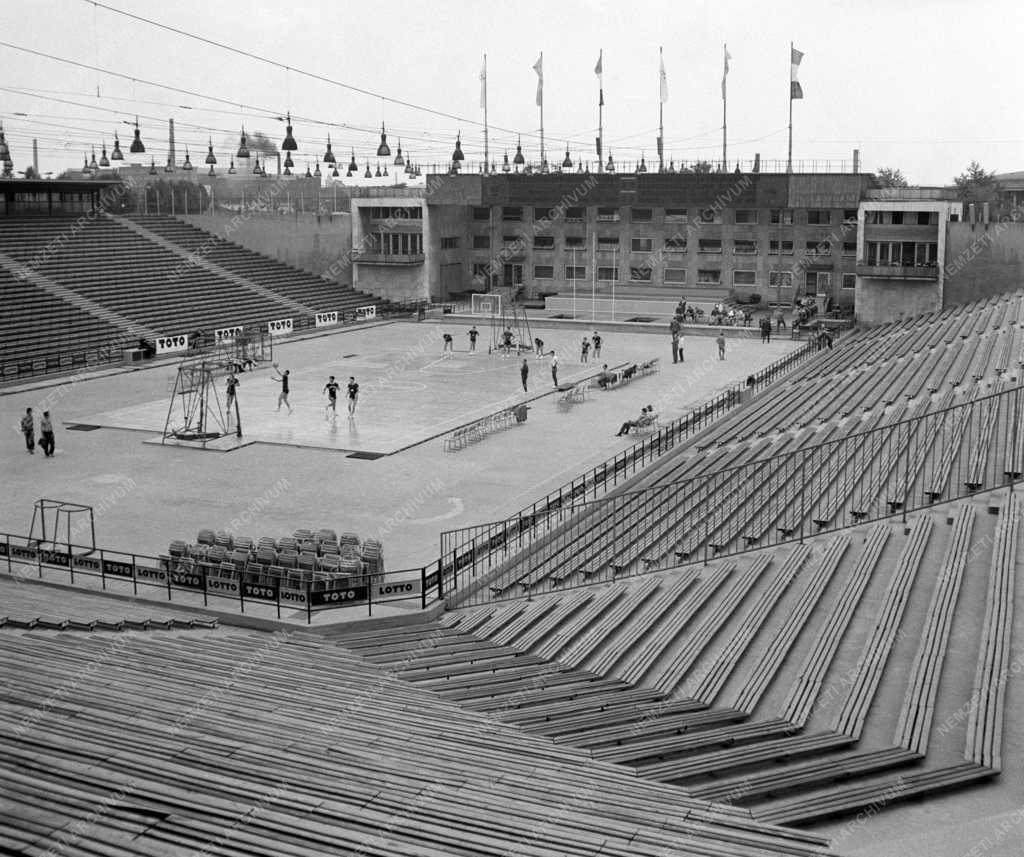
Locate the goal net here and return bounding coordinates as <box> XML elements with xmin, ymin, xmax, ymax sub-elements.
<box><xmin>471</xmin><ymin>293</ymin><xmax>502</xmax><ymax>317</ymax></box>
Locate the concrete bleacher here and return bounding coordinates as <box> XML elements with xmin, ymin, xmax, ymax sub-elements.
<box><xmin>353</xmin><ymin>495</ymin><xmax>1017</xmax><ymax>827</ymax></box>
<box><xmin>0</xmin><ymin>214</ymin><xmax>388</xmax><ymax>371</ymax></box>
<box><xmin>0</xmin><ymin>622</ymin><xmax>833</xmax><ymax>857</ymax></box>
<box><xmin>475</xmin><ymin>290</ymin><xmax>1024</xmax><ymax>593</ymax></box>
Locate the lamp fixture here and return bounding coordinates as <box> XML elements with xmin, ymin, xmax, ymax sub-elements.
<box><xmin>281</xmin><ymin>112</ymin><xmax>297</xmax><ymax>151</ymax></box>
<box><xmin>129</xmin><ymin>117</ymin><xmax>145</xmax><ymax>154</ymax></box>
<box><xmin>323</xmin><ymin>135</ymin><xmax>336</xmax><ymax>164</ymax></box>
<box><xmin>111</xmin><ymin>133</ymin><xmax>124</xmax><ymax>161</ymax></box>
<box><xmin>237</xmin><ymin>127</ymin><xmax>250</xmax><ymax>159</ymax></box>
<box><xmin>376</xmin><ymin>123</ymin><xmax>391</xmax><ymax>157</ymax></box>
<box><xmin>205</xmin><ymin>138</ymin><xmax>217</xmax><ymax>165</ymax></box>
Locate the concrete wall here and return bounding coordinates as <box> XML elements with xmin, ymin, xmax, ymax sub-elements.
<box><xmin>354</xmin><ymin>265</ymin><xmax>424</xmax><ymax>303</ymax></box>
<box><xmin>429</xmin><ymin>205</ymin><xmax>473</xmax><ymax>299</ymax></box>
<box><xmin>856</xmin><ymin>278</ymin><xmax>941</xmax><ymax>324</ymax></box>
<box><xmin>944</xmin><ymin>221</ymin><xmax>1024</xmax><ymax>306</ymax></box>
<box><xmin>183</xmin><ymin>212</ymin><xmax>352</xmax><ymax>283</ymax></box>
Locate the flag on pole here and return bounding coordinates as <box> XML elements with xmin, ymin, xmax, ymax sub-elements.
<box><xmin>659</xmin><ymin>48</ymin><xmax>668</xmax><ymax>104</ymax></box>
<box><xmin>595</xmin><ymin>51</ymin><xmax>603</xmax><ymax>107</ymax></box>
<box><xmin>790</xmin><ymin>47</ymin><xmax>804</xmax><ymax>99</ymax></box>
<box><xmin>533</xmin><ymin>53</ymin><xmax>543</xmax><ymax>107</ymax></box>
<box><xmin>480</xmin><ymin>56</ymin><xmax>486</xmax><ymax>109</ymax></box>
<box><xmin>722</xmin><ymin>45</ymin><xmax>731</xmax><ymax>100</ymax></box>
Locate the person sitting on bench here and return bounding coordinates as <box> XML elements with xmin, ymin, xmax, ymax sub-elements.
<box><xmin>597</xmin><ymin>364</ymin><xmax>616</xmax><ymax>389</ymax></box>
<box><xmin>616</xmin><ymin>405</ymin><xmax>654</xmax><ymax>436</ymax></box>
<box><xmin>621</xmin><ymin>363</ymin><xmax>638</xmax><ymax>382</ymax></box>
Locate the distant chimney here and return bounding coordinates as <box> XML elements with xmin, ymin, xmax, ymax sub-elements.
<box><xmin>33</xmin><ymin>138</ymin><xmax>38</xmax><ymax>175</ymax></box>
<box><xmin>753</xmin><ymin>153</ymin><xmax>761</xmax><ymax>173</ymax></box>
<box><xmin>852</xmin><ymin>149</ymin><xmax>860</xmax><ymax>174</ymax></box>
<box><xmin>168</xmin><ymin>118</ymin><xmax>176</xmax><ymax>166</ymax></box>
<box><xmin>968</xmin><ymin>203</ymin><xmax>976</xmax><ymax>224</ymax></box>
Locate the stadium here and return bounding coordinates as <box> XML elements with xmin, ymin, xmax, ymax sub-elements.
<box><xmin>4</xmin><ymin>4</ymin><xmax>1024</xmax><ymax>857</ymax></box>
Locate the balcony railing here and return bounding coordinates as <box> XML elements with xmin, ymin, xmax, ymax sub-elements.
<box><xmin>351</xmin><ymin>250</ymin><xmax>425</xmax><ymax>265</ymax></box>
<box><xmin>856</xmin><ymin>262</ymin><xmax>939</xmax><ymax>280</ymax></box>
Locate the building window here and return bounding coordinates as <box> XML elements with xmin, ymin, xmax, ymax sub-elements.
<box><xmin>534</xmin><ymin>265</ymin><xmax>554</xmax><ymax>279</ymax></box>
<box><xmin>632</xmin><ymin>208</ymin><xmax>653</xmax><ymax>223</ymax></box>
<box><xmin>843</xmin><ymin>209</ymin><xmax>858</xmax><ymax>223</ymax></box>
<box><xmin>770</xmin><ymin>209</ymin><xmax>794</xmax><ymax>225</ymax></box>
<box><xmin>734</xmin><ymin>239</ymin><xmax>757</xmax><ymax>254</ymax></box>
<box><xmin>665</xmin><ymin>267</ymin><xmax>686</xmax><ymax>283</ymax></box>
<box><xmin>472</xmin><ymin>263</ymin><xmax>490</xmax><ymax>283</ymax></box>
<box><xmin>630</xmin><ymin>266</ymin><xmax>653</xmax><ymax>282</ymax></box>
<box><xmin>697</xmin><ymin>269</ymin><xmax>721</xmax><ymax>284</ymax></box>
<box><xmin>842</xmin><ymin>242</ymin><xmax>857</xmax><ymax>257</ymax></box>
<box><xmin>809</xmin><ymin>272</ymin><xmax>831</xmax><ymax>292</ymax></box>
<box><xmin>472</xmin><ymin>234</ymin><xmax>491</xmax><ymax>250</ymax></box>
<box><xmin>441</xmin><ymin>237</ymin><xmax>459</xmax><ymax>250</ymax></box>
<box><xmin>565</xmin><ymin>235</ymin><xmax>586</xmax><ymax>249</ymax></box>
<box><xmin>698</xmin><ymin>208</ymin><xmax>722</xmax><ymax>224</ymax></box>
<box><xmin>770</xmin><ymin>240</ymin><xmax>794</xmax><ymax>255</ymax></box>
<box><xmin>734</xmin><ymin>209</ymin><xmax>758</xmax><ymax>224</ymax></box>
<box><xmin>533</xmin><ymin>236</ymin><xmax>555</xmax><ymax>250</ymax></box>
<box><xmin>665</xmin><ymin>208</ymin><xmax>688</xmax><ymax>222</ymax></box>
<box><xmin>806</xmin><ymin>240</ymin><xmax>832</xmax><ymax>256</ymax></box>
<box><xmin>502</xmin><ymin>234</ymin><xmax>521</xmax><ymax>246</ymax></box>
<box><xmin>918</xmin><ymin>211</ymin><xmax>938</xmax><ymax>225</ymax></box>
<box><xmin>664</xmin><ymin>236</ymin><xmax>687</xmax><ymax>253</ymax></box>
<box><xmin>565</xmin><ymin>206</ymin><xmax>584</xmax><ymax>222</ymax></box>
<box><xmin>698</xmin><ymin>239</ymin><xmax>722</xmax><ymax>254</ymax></box>
<box><xmin>842</xmin><ymin>273</ymin><xmax>856</xmax><ymax>290</ymax></box>
<box><xmin>631</xmin><ymin>237</ymin><xmax>654</xmax><ymax>252</ymax></box>
<box><xmin>378</xmin><ymin>233</ymin><xmax>423</xmax><ymax>255</ymax></box>
<box><xmin>891</xmin><ymin>211</ymin><xmax>904</xmax><ymax>225</ymax></box>
<box><xmin>472</xmin><ymin>207</ymin><xmax>490</xmax><ymax>221</ymax></box>
<box><xmin>597</xmin><ymin>235</ymin><xmax>620</xmax><ymax>248</ymax></box>
<box><xmin>597</xmin><ymin>206</ymin><xmax>620</xmax><ymax>222</ymax></box>
<box><xmin>807</xmin><ymin>209</ymin><xmax>832</xmax><ymax>225</ymax></box>
<box><xmin>769</xmin><ymin>271</ymin><xmax>794</xmax><ymax>287</ymax></box>
<box><xmin>533</xmin><ymin>207</ymin><xmax>550</xmax><ymax>222</ymax></box>
<box><xmin>565</xmin><ymin>265</ymin><xmax>586</xmax><ymax>280</ymax></box>
<box><xmin>502</xmin><ymin>206</ymin><xmax>523</xmax><ymax>221</ymax></box>
<box><xmin>597</xmin><ymin>266</ymin><xmax>619</xmax><ymax>282</ymax></box>
<box><xmin>734</xmin><ymin>270</ymin><xmax>757</xmax><ymax>286</ymax></box>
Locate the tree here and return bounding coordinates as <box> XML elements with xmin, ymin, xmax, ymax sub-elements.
<box><xmin>875</xmin><ymin>166</ymin><xmax>908</xmax><ymax>188</ymax></box>
<box><xmin>954</xmin><ymin>161</ymin><xmax>998</xmax><ymax>209</ymax></box>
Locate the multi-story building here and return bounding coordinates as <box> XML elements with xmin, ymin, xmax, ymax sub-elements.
<box><xmin>421</xmin><ymin>172</ymin><xmax>874</xmax><ymax>311</ymax></box>
<box><xmin>855</xmin><ymin>190</ymin><xmax>962</xmax><ymax>323</ymax></box>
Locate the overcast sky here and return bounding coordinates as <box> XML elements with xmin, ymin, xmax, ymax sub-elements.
<box><xmin>2</xmin><ymin>0</ymin><xmax>1021</xmax><ymax>184</ymax></box>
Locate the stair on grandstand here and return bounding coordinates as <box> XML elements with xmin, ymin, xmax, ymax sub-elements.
<box><xmin>0</xmin><ymin>216</ymin><xmax>386</xmax><ymax>364</ymax></box>
<box><xmin>379</xmin><ymin>500</ymin><xmax>1017</xmax><ymax>825</ymax></box>
<box><xmin>123</xmin><ymin>214</ymin><xmax>382</xmax><ymax>318</ymax></box>
<box><xmin>0</xmin><ymin>626</ymin><xmax>828</xmax><ymax>857</ymax></box>
<box><xmin>0</xmin><ymin>264</ymin><xmax>127</xmax><ymax>371</ymax></box>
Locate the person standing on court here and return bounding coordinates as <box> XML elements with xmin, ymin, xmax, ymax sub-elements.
<box><xmin>551</xmin><ymin>352</ymin><xmax>559</xmax><ymax>388</ymax></box>
<box><xmin>323</xmin><ymin>375</ymin><xmax>340</xmax><ymax>420</ymax></box>
<box><xmin>468</xmin><ymin>326</ymin><xmax>479</xmax><ymax>352</ymax></box>
<box><xmin>670</xmin><ymin>317</ymin><xmax>681</xmax><ymax>364</ymax></box>
<box><xmin>271</xmin><ymin>366</ymin><xmax>293</xmax><ymax>414</ymax></box>
<box><xmin>580</xmin><ymin>337</ymin><xmax>591</xmax><ymax>363</ymax></box>
<box><xmin>678</xmin><ymin>331</ymin><xmax>685</xmax><ymax>363</ymax></box>
<box><xmin>39</xmin><ymin>410</ymin><xmax>55</xmax><ymax>457</ymax></box>
<box><xmin>442</xmin><ymin>333</ymin><xmax>454</xmax><ymax>352</ymax></box>
<box><xmin>717</xmin><ymin>333</ymin><xmax>726</xmax><ymax>360</ymax></box>
<box><xmin>592</xmin><ymin>331</ymin><xmax>603</xmax><ymax>359</ymax></box>
<box><xmin>20</xmin><ymin>407</ymin><xmax>35</xmax><ymax>454</ymax></box>
<box><xmin>346</xmin><ymin>376</ymin><xmax>360</xmax><ymax>417</ymax></box>
<box><xmin>520</xmin><ymin>358</ymin><xmax>529</xmax><ymax>393</ymax></box>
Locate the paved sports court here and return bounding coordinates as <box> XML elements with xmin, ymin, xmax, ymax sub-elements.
<box><xmin>1</xmin><ymin>318</ymin><xmax>800</xmax><ymax>571</ymax></box>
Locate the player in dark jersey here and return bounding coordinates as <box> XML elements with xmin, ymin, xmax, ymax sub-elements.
<box><xmin>346</xmin><ymin>376</ymin><xmax>359</xmax><ymax>417</ymax></box>
<box><xmin>468</xmin><ymin>327</ymin><xmax>479</xmax><ymax>352</ymax></box>
<box><xmin>323</xmin><ymin>375</ymin><xmax>340</xmax><ymax>419</ymax></box>
<box><xmin>592</xmin><ymin>331</ymin><xmax>602</xmax><ymax>358</ymax></box>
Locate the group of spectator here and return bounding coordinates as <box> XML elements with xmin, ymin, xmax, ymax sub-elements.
<box><xmin>19</xmin><ymin>408</ymin><xmax>56</xmax><ymax>457</ymax></box>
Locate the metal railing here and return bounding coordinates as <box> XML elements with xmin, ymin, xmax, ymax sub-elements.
<box><xmin>0</xmin><ymin>533</ymin><xmax>438</xmax><ymax>621</ymax></box>
<box><xmin>441</xmin><ymin>380</ymin><xmax>1024</xmax><ymax>606</ymax></box>
<box><xmin>437</xmin><ymin>335</ymin><xmax>837</xmax><ymax>598</ymax></box>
